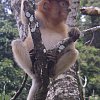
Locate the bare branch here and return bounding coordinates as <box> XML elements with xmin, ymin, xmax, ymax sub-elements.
<box><xmin>23</xmin><ymin>1</ymin><xmax>50</xmax><ymax>100</ymax></box>
<box><xmin>10</xmin><ymin>74</ymin><xmax>28</xmax><ymax>100</ymax></box>
<box><xmin>81</xmin><ymin>26</ymin><xmax>100</xmax><ymax>37</ymax></box>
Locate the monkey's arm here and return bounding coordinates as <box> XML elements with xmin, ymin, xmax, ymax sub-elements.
<box><xmin>53</xmin><ymin>28</ymin><xmax>80</xmax><ymax>78</ymax></box>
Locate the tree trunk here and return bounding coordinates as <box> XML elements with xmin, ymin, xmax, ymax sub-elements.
<box><xmin>46</xmin><ymin>0</ymin><xmax>83</xmax><ymax>100</ymax></box>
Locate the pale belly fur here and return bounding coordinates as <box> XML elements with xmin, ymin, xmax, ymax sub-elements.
<box><xmin>24</xmin><ymin>30</ymin><xmax>68</xmax><ymax>52</ymax></box>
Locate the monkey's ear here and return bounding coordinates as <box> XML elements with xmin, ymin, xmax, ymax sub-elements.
<box><xmin>43</xmin><ymin>0</ymin><xmax>50</xmax><ymax>11</ymax></box>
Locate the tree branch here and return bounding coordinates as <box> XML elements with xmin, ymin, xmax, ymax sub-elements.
<box><xmin>23</xmin><ymin>1</ymin><xmax>50</xmax><ymax>100</ymax></box>
<box><xmin>80</xmin><ymin>7</ymin><xmax>100</xmax><ymax>16</ymax></box>
<box><xmin>10</xmin><ymin>74</ymin><xmax>28</xmax><ymax>100</ymax></box>
<box><xmin>81</xmin><ymin>26</ymin><xmax>100</xmax><ymax>37</ymax></box>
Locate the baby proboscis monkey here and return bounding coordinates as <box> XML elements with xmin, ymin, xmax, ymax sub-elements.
<box><xmin>11</xmin><ymin>0</ymin><xmax>80</xmax><ymax>99</ymax></box>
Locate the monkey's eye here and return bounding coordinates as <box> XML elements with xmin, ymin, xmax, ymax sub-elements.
<box><xmin>59</xmin><ymin>2</ymin><xmax>66</xmax><ymax>7</ymax></box>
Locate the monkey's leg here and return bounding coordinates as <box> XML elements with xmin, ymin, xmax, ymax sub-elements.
<box><xmin>11</xmin><ymin>39</ymin><xmax>34</xmax><ymax>79</ymax></box>
<box><xmin>27</xmin><ymin>79</ymin><xmax>39</xmax><ymax>100</ymax></box>
<box><xmin>54</xmin><ymin>49</ymin><xmax>79</xmax><ymax>78</ymax></box>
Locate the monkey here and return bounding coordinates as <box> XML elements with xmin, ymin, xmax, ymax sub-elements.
<box><xmin>11</xmin><ymin>0</ymin><xmax>80</xmax><ymax>100</ymax></box>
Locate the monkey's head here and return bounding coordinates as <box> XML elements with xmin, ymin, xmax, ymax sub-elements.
<box><xmin>37</xmin><ymin>0</ymin><xmax>70</xmax><ymax>23</ymax></box>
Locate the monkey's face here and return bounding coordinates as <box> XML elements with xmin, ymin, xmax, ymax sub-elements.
<box><xmin>48</xmin><ymin>0</ymin><xmax>70</xmax><ymax>21</ymax></box>
<box><xmin>38</xmin><ymin>0</ymin><xmax>70</xmax><ymax>22</ymax></box>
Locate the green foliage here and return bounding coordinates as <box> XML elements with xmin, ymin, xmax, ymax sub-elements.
<box><xmin>0</xmin><ymin>94</ymin><xmax>11</xmax><ymax>100</ymax></box>
<box><xmin>79</xmin><ymin>1</ymin><xmax>100</xmax><ymax>95</ymax></box>
<box><xmin>87</xmin><ymin>0</ymin><xmax>100</xmax><ymax>7</ymax></box>
<box><xmin>80</xmin><ymin>0</ymin><xmax>88</xmax><ymax>6</ymax></box>
<box><xmin>0</xmin><ymin>20</ymin><xmax>18</xmax><ymax>34</ymax></box>
<box><xmin>0</xmin><ymin>58</ymin><xmax>22</xmax><ymax>94</ymax></box>
<box><xmin>89</xmin><ymin>95</ymin><xmax>100</xmax><ymax>100</ymax></box>
<box><xmin>77</xmin><ymin>42</ymin><xmax>100</xmax><ymax>96</ymax></box>
<box><xmin>0</xmin><ymin>0</ymin><xmax>28</xmax><ymax>99</ymax></box>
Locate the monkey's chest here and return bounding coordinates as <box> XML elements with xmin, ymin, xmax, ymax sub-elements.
<box><xmin>41</xmin><ymin>33</ymin><xmax>66</xmax><ymax>50</ymax></box>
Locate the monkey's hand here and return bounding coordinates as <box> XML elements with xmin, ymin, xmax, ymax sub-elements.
<box><xmin>69</xmin><ymin>27</ymin><xmax>80</xmax><ymax>42</ymax></box>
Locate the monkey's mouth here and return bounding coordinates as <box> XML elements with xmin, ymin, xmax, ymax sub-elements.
<box><xmin>61</xmin><ymin>11</ymin><xmax>69</xmax><ymax>16</ymax></box>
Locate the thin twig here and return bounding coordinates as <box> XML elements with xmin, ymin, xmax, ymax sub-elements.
<box><xmin>81</xmin><ymin>26</ymin><xmax>100</xmax><ymax>37</ymax></box>
<box><xmin>10</xmin><ymin>74</ymin><xmax>28</xmax><ymax>100</ymax></box>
